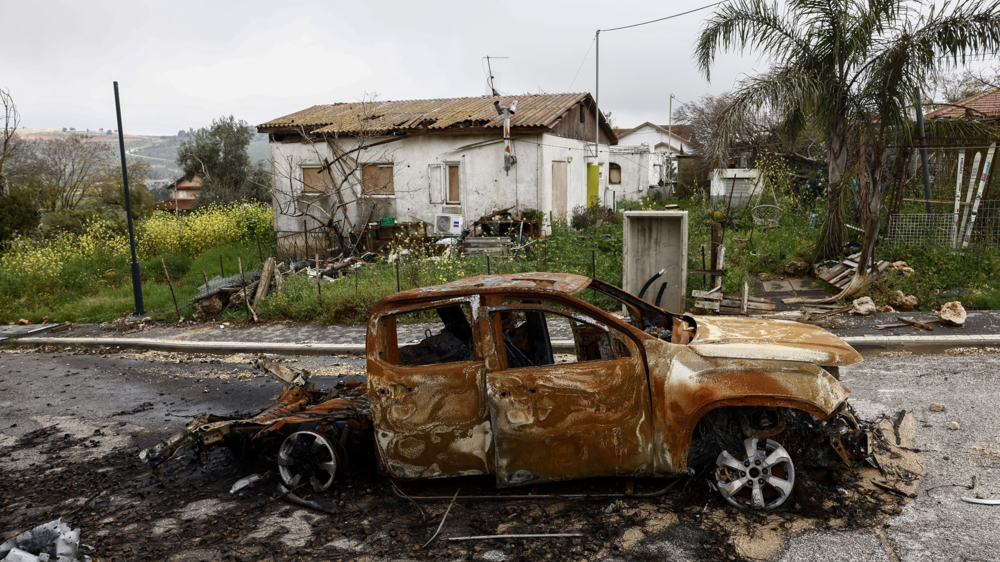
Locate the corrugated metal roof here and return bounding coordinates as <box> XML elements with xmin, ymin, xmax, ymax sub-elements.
<box><xmin>259</xmin><ymin>93</ymin><xmax>596</xmax><ymax>134</ymax></box>
<box><xmin>925</xmin><ymin>87</ymin><xmax>1000</xmax><ymax>120</ymax></box>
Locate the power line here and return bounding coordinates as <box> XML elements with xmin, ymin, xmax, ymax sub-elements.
<box><xmin>568</xmin><ymin>37</ymin><xmax>596</xmax><ymax>92</ymax></box>
<box><xmin>599</xmin><ymin>1</ymin><xmax>727</xmax><ymax>33</ymax></box>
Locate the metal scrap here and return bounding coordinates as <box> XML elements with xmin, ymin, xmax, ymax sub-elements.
<box><xmin>0</xmin><ymin>519</ymin><xmax>92</xmax><ymax>562</ymax></box>
<box><xmin>961</xmin><ymin>497</ymin><xmax>1000</xmax><ymax>505</ymax></box>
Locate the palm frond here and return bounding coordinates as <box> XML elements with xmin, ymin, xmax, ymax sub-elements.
<box><xmin>696</xmin><ymin>0</ymin><xmax>811</xmax><ymax>80</ymax></box>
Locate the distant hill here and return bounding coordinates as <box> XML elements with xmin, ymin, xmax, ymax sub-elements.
<box><xmin>18</xmin><ymin>129</ymin><xmax>271</xmax><ymax>181</ymax></box>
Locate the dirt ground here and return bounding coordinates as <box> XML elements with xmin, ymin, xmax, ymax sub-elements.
<box><xmin>0</xmin><ymin>346</ymin><xmax>925</xmax><ymax>561</ymax></box>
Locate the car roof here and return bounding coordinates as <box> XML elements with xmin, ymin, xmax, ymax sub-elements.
<box><xmin>374</xmin><ymin>273</ymin><xmax>592</xmax><ymax>309</ymax></box>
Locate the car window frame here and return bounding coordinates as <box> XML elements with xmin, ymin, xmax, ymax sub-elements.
<box><xmin>374</xmin><ymin>296</ymin><xmax>482</xmax><ymax>368</ymax></box>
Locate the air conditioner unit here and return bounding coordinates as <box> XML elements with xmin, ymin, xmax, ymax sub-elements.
<box><xmin>435</xmin><ymin>214</ymin><xmax>464</xmax><ymax>235</ymax></box>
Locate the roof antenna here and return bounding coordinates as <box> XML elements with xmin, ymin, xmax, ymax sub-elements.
<box><xmin>484</xmin><ymin>56</ymin><xmax>508</xmax><ymax>97</ymax></box>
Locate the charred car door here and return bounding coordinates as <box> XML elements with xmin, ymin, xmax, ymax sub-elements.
<box><xmin>367</xmin><ymin>297</ymin><xmax>493</xmax><ymax>479</ymax></box>
<box><xmin>484</xmin><ymin>299</ymin><xmax>654</xmax><ymax>486</ymax></box>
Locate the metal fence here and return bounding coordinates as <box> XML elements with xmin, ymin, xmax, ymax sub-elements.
<box><xmin>887</xmin><ymin>200</ymin><xmax>1000</xmax><ymax>249</ymax></box>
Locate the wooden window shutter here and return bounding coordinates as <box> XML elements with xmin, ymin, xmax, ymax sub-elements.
<box><xmin>447</xmin><ymin>165</ymin><xmax>460</xmax><ymax>203</ymax></box>
<box><xmin>363</xmin><ymin>164</ymin><xmax>394</xmax><ymax>195</ymax></box>
<box><xmin>428</xmin><ymin>164</ymin><xmax>443</xmax><ymax>203</ymax></box>
<box><xmin>302</xmin><ymin>167</ymin><xmax>326</xmax><ymax>193</ymax></box>
<box><xmin>609</xmin><ymin>164</ymin><xmax>622</xmax><ymax>185</ymax></box>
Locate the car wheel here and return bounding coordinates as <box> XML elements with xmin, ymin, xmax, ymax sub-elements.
<box><xmin>278</xmin><ymin>431</ymin><xmax>338</xmax><ymax>492</ymax></box>
<box><xmin>714</xmin><ymin>437</ymin><xmax>795</xmax><ymax>510</ymax></box>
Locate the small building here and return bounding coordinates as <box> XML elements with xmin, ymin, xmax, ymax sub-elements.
<box><xmin>710</xmin><ymin>168</ymin><xmax>760</xmax><ymax>205</ymax></box>
<box><xmin>616</xmin><ymin>123</ymin><xmax>693</xmax><ymax>156</ymax></box>
<box><xmin>152</xmin><ymin>172</ymin><xmax>203</xmax><ymax>213</ymax></box>
<box><xmin>258</xmin><ymin>93</ymin><xmax>641</xmax><ymax>255</ymax></box>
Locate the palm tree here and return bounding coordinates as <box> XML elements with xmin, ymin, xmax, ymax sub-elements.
<box><xmin>696</xmin><ymin>0</ymin><xmax>1000</xmax><ymax>268</ymax></box>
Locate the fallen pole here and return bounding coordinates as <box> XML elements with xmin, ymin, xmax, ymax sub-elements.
<box><xmin>446</xmin><ymin>534</ymin><xmax>583</xmax><ymax>541</ymax></box>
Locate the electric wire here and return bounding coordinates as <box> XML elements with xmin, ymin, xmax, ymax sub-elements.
<box><xmin>567</xmin><ymin>37</ymin><xmax>596</xmax><ymax>92</ymax></box>
<box><xmin>599</xmin><ymin>1</ymin><xmax>727</xmax><ymax>33</ymax></box>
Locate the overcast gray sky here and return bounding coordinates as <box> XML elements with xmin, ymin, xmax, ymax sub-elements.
<box><xmin>3</xmin><ymin>0</ymin><xmax>764</xmax><ymax>135</ymax></box>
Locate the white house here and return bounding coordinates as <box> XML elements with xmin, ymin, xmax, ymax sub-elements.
<box><xmin>257</xmin><ymin>93</ymin><xmax>655</xmax><ymax>255</ymax></box>
<box><xmin>616</xmin><ymin>122</ymin><xmax>692</xmax><ymax>156</ymax></box>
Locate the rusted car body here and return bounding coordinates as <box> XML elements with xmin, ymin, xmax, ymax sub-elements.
<box><xmin>143</xmin><ymin>273</ymin><xmax>868</xmax><ymax>510</ymax></box>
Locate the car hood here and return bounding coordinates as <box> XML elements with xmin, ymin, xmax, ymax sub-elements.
<box><xmin>688</xmin><ymin>315</ymin><xmax>863</xmax><ymax>366</ymax></box>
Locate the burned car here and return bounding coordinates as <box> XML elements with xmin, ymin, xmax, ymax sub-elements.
<box><xmin>143</xmin><ymin>273</ymin><xmax>869</xmax><ymax>510</ymax></box>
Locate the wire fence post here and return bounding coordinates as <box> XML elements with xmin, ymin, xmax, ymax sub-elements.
<box><xmin>161</xmin><ymin>258</ymin><xmax>180</xmax><ymax>320</ymax></box>
<box><xmin>395</xmin><ymin>259</ymin><xmax>401</xmax><ymax>292</ymax></box>
<box><xmin>219</xmin><ymin>255</ymin><xmax>224</xmax><ymax>277</ymax></box>
<box><xmin>316</xmin><ymin>254</ymin><xmax>322</xmax><ymax>299</ymax></box>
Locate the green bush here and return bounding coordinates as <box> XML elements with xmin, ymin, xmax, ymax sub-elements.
<box><xmin>142</xmin><ymin>252</ymin><xmax>193</xmax><ymax>283</ymax></box>
<box><xmin>0</xmin><ymin>192</ymin><xmax>39</xmax><ymax>245</ymax></box>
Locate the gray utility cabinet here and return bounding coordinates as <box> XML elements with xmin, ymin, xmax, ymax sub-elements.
<box><xmin>622</xmin><ymin>211</ymin><xmax>688</xmax><ymax>314</ymax></box>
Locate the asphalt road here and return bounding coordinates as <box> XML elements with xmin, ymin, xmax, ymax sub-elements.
<box><xmin>1</xmin><ymin>347</ymin><xmax>998</xmax><ymax>561</ymax></box>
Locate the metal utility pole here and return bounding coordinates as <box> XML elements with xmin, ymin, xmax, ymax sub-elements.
<box><xmin>494</xmin><ymin>100</ymin><xmax>518</xmax><ymax>174</ymax></box>
<box><xmin>914</xmin><ymin>88</ymin><xmax>933</xmax><ymax>215</ymax></box>
<box><xmin>594</xmin><ymin>30</ymin><xmax>600</xmax><ymax>161</ymax></box>
<box><xmin>114</xmin><ymin>81</ymin><xmax>144</xmax><ymax>316</ymax></box>
<box><xmin>668</xmin><ymin>94</ymin><xmax>674</xmax><ymax>145</ymax></box>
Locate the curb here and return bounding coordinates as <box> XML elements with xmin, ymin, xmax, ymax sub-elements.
<box><xmin>10</xmin><ymin>335</ymin><xmax>1000</xmax><ymax>358</ymax></box>
<box><xmin>9</xmin><ymin>337</ymin><xmax>580</xmax><ymax>356</ymax></box>
<box><xmin>841</xmin><ymin>334</ymin><xmax>1000</xmax><ymax>356</ymax></box>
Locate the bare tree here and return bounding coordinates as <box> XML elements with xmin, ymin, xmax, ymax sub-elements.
<box><xmin>674</xmin><ymin>93</ymin><xmax>824</xmax><ymax>177</ymax></box>
<box><xmin>17</xmin><ymin>135</ymin><xmax>114</xmax><ymax>212</ymax></box>
<box><xmin>267</xmin><ymin>95</ymin><xmax>405</xmax><ymax>253</ymax></box>
<box><xmin>0</xmin><ymin>88</ymin><xmax>20</xmax><ymax>196</ymax></box>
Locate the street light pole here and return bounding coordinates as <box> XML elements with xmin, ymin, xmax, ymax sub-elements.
<box><xmin>594</xmin><ymin>30</ymin><xmax>600</xmax><ymax>161</ymax></box>
<box><xmin>114</xmin><ymin>81</ymin><xmax>145</xmax><ymax>316</ymax></box>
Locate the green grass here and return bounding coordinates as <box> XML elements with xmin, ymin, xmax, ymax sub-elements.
<box><xmin>0</xmin><ymin>242</ymin><xmax>266</xmax><ymax>323</ymax></box>
<box><xmin>8</xmin><ymin>188</ymin><xmax>1000</xmax><ymax>324</ymax></box>
<box><xmin>869</xmin><ymin>242</ymin><xmax>1000</xmax><ymax>311</ymax></box>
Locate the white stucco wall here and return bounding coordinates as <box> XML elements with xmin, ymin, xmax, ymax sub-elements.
<box><xmin>617</xmin><ymin>125</ymin><xmax>690</xmax><ymax>155</ymax></box>
<box><xmin>268</xmin><ymin>132</ymin><xmax>610</xmax><ymax>235</ymax></box>
<box><xmin>607</xmin><ymin>145</ymin><xmax>666</xmax><ymax>203</ymax></box>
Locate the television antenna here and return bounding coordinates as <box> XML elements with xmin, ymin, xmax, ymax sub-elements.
<box><xmin>484</xmin><ymin>56</ymin><xmax>508</xmax><ymax>97</ymax></box>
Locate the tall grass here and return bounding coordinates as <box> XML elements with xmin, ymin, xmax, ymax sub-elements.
<box><xmin>0</xmin><ymin>203</ymin><xmax>273</xmax><ymax>323</ymax></box>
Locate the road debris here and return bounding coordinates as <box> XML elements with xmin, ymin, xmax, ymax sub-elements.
<box><xmin>962</xmin><ymin>496</ymin><xmax>1000</xmax><ymax>505</ymax></box>
<box><xmin>939</xmin><ymin>301</ymin><xmax>967</xmax><ymax>327</ymax></box>
<box><xmin>422</xmin><ymin>489</ymin><xmax>459</xmax><ymax>548</ymax></box>
<box><xmin>899</xmin><ymin>316</ymin><xmax>935</xmax><ymax>330</ymax></box>
<box><xmin>230</xmin><ymin>473</ymin><xmax>266</xmax><ymax>494</ymax></box>
<box><xmin>890</xmin><ymin>291</ymin><xmax>918</xmax><ymax>311</ymax></box>
<box><xmin>816</xmin><ymin>252</ymin><xmax>891</xmax><ymax>290</ymax></box>
<box><xmin>446</xmin><ymin>534</ymin><xmax>584</xmax><ymax>541</ymax></box>
<box><xmin>947</xmin><ymin>421</ymin><xmax>961</xmax><ymax>431</ymax></box>
<box><xmin>0</xmin><ymin>519</ymin><xmax>92</xmax><ymax>562</ymax></box>
<box><xmin>929</xmin><ymin>403</ymin><xmax>946</xmax><ymax>412</ymax></box>
<box><xmin>851</xmin><ymin>296</ymin><xmax>876</xmax><ymax>316</ymax></box>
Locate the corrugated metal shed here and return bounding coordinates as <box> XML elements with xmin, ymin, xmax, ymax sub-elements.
<box><xmin>258</xmin><ymin>93</ymin><xmax>614</xmax><ymax>139</ymax></box>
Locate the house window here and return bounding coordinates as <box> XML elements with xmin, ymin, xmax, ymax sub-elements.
<box><xmin>579</xmin><ymin>105</ymin><xmax>586</xmax><ymax>124</ymax></box>
<box><xmin>609</xmin><ymin>163</ymin><xmax>622</xmax><ymax>185</ymax></box>
<box><xmin>447</xmin><ymin>164</ymin><xmax>460</xmax><ymax>204</ymax></box>
<box><xmin>302</xmin><ymin>167</ymin><xmax>327</xmax><ymax>193</ymax></box>
<box><xmin>362</xmin><ymin>164</ymin><xmax>394</xmax><ymax>196</ymax></box>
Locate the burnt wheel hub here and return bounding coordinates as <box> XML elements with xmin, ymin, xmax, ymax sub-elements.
<box><xmin>278</xmin><ymin>431</ymin><xmax>338</xmax><ymax>492</ymax></box>
<box><xmin>715</xmin><ymin>438</ymin><xmax>795</xmax><ymax>510</ymax></box>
